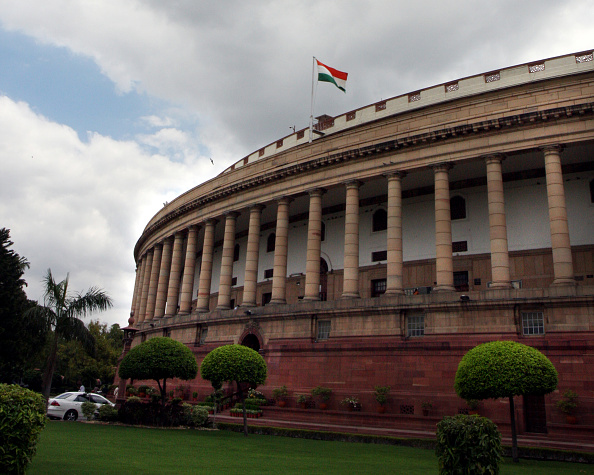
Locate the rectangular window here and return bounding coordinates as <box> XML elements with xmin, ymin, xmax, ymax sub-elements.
<box><xmin>163</xmin><ymin>328</ymin><xmax>171</xmax><ymax>338</ymax></box>
<box><xmin>317</xmin><ymin>320</ymin><xmax>331</xmax><ymax>340</ymax></box>
<box><xmin>454</xmin><ymin>271</ymin><xmax>469</xmax><ymax>291</ymax></box>
<box><xmin>371</xmin><ymin>250</ymin><xmax>387</xmax><ymax>262</ymax></box>
<box><xmin>261</xmin><ymin>292</ymin><xmax>272</xmax><ymax>306</ymax></box>
<box><xmin>407</xmin><ymin>314</ymin><xmax>425</xmax><ymax>337</ymax></box>
<box><xmin>199</xmin><ymin>327</ymin><xmax>208</xmax><ymax>345</ymax></box>
<box><xmin>522</xmin><ymin>312</ymin><xmax>544</xmax><ymax>336</ymax></box>
<box><xmin>371</xmin><ymin>278</ymin><xmax>387</xmax><ymax>297</ymax></box>
<box><xmin>264</xmin><ymin>268</ymin><xmax>274</xmax><ymax>279</ymax></box>
<box><xmin>452</xmin><ymin>241</ymin><xmax>468</xmax><ymax>252</ymax></box>
<box><xmin>231</xmin><ymin>277</ymin><xmax>237</xmax><ymax>286</ymax></box>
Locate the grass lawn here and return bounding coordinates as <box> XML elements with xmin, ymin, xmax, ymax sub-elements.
<box><xmin>27</xmin><ymin>421</ymin><xmax>593</xmax><ymax>474</ymax></box>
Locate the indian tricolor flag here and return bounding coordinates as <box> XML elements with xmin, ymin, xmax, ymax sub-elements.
<box><xmin>316</xmin><ymin>59</ymin><xmax>348</xmax><ymax>92</ymax></box>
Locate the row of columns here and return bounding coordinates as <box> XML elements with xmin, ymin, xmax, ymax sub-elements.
<box><xmin>131</xmin><ymin>145</ymin><xmax>575</xmax><ymax>322</ymax></box>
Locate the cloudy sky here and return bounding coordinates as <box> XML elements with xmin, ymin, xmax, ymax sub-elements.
<box><xmin>0</xmin><ymin>1</ymin><xmax>591</xmax><ymax>327</ymax></box>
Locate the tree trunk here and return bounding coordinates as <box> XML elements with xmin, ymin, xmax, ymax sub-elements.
<box><xmin>41</xmin><ymin>332</ymin><xmax>60</xmax><ymax>401</ymax></box>
<box><xmin>509</xmin><ymin>395</ymin><xmax>519</xmax><ymax>462</ymax></box>
<box><xmin>238</xmin><ymin>381</ymin><xmax>248</xmax><ymax>436</ymax></box>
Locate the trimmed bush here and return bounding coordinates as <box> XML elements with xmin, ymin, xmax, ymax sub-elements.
<box><xmin>97</xmin><ymin>404</ymin><xmax>119</xmax><ymax>422</ymax></box>
<box><xmin>81</xmin><ymin>401</ymin><xmax>97</xmax><ymax>420</ymax></box>
<box><xmin>436</xmin><ymin>415</ymin><xmax>502</xmax><ymax>475</ymax></box>
<box><xmin>190</xmin><ymin>405</ymin><xmax>209</xmax><ymax>427</ymax></box>
<box><xmin>0</xmin><ymin>384</ymin><xmax>47</xmax><ymax>475</ymax></box>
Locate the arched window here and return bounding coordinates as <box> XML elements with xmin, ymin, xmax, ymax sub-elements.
<box><xmin>372</xmin><ymin>209</ymin><xmax>387</xmax><ymax>232</ymax></box>
<box><xmin>233</xmin><ymin>243</ymin><xmax>240</xmax><ymax>262</ymax></box>
<box><xmin>267</xmin><ymin>233</ymin><xmax>276</xmax><ymax>253</ymax></box>
<box><xmin>321</xmin><ymin>222</ymin><xmax>326</xmax><ymax>242</ymax></box>
<box><xmin>450</xmin><ymin>195</ymin><xmax>466</xmax><ymax>220</ymax></box>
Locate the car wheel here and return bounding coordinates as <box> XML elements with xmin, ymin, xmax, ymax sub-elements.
<box><xmin>64</xmin><ymin>410</ymin><xmax>78</xmax><ymax>421</ymax></box>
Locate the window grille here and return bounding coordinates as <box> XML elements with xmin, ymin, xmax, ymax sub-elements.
<box><xmin>400</xmin><ymin>404</ymin><xmax>415</xmax><ymax>414</ymax></box>
<box><xmin>407</xmin><ymin>314</ymin><xmax>425</xmax><ymax>337</ymax></box>
<box><xmin>317</xmin><ymin>320</ymin><xmax>331</xmax><ymax>340</ymax></box>
<box><xmin>199</xmin><ymin>327</ymin><xmax>208</xmax><ymax>344</ymax></box>
<box><xmin>522</xmin><ymin>312</ymin><xmax>544</xmax><ymax>335</ymax></box>
<box><xmin>371</xmin><ymin>279</ymin><xmax>387</xmax><ymax>297</ymax></box>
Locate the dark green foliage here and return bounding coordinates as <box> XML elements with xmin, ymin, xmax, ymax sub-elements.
<box><xmin>117</xmin><ymin>398</ymin><xmax>189</xmax><ymax>427</ymax></box>
<box><xmin>96</xmin><ymin>404</ymin><xmax>118</xmax><ymax>422</ymax></box>
<box><xmin>435</xmin><ymin>415</ymin><xmax>502</xmax><ymax>474</ymax></box>
<box><xmin>189</xmin><ymin>405</ymin><xmax>209</xmax><ymax>427</ymax></box>
<box><xmin>200</xmin><ymin>344</ymin><xmax>267</xmax><ymax>388</ymax></box>
<box><xmin>454</xmin><ymin>341</ymin><xmax>558</xmax><ymax>400</ymax></box>
<box><xmin>119</xmin><ymin>337</ymin><xmax>198</xmax><ymax>405</ymax></box>
<box><xmin>0</xmin><ymin>384</ymin><xmax>47</xmax><ymax>474</ymax></box>
<box><xmin>80</xmin><ymin>401</ymin><xmax>96</xmax><ymax>420</ymax></box>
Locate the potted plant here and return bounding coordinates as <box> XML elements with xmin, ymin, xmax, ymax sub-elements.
<box><xmin>311</xmin><ymin>386</ymin><xmax>332</xmax><ymax>409</ymax></box>
<box><xmin>374</xmin><ymin>385</ymin><xmax>391</xmax><ymax>413</ymax></box>
<box><xmin>556</xmin><ymin>390</ymin><xmax>578</xmax><ymax>424</ymax></box>
<box><xmin>421</xmin><ymin>401</ymin><xmax>432</xmax><ymax>416</ymax></box>
<box><xmin>126</xmin><ymin>385</ymin><xmax>137</xmax><ymax>397</ymax></box>
<box><xmin>466</xmin><ymin>399</ymin><xmax>480</xmax><ymax>415</ymax></box>
<box><xmin>296</xmin><ymin>394</ymin><xmax>310</xmax><ymax>409</ymax></box>
<box><xmin>192</xmin><ymin>391</ymin><xmax>198</xmax><ymax>401</ymax></box>
<box><xmin>272</xmin><ymin>385</ymin><xmax>289</xmax><ymax>407</ymax></box>
<box><xmin>137</xmin><ymin>385</ymin><xmax>149</xmax><ymax>398</ymax></box>
<box><xmin>340</xmin><ymin>396</ymin><xmax>361</xmax><ymax>412</ymax></box>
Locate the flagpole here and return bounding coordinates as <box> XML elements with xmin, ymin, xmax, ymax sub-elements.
<box><xmin>309</xmin><ymin>56</ymin><xmax>316</xmax><ymax>143</ymax></box>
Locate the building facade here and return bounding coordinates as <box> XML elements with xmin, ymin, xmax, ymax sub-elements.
<box><xmin>129</xmin><ymin>51</ymin><xmax>594</xmax><ymax>439</ymax></box>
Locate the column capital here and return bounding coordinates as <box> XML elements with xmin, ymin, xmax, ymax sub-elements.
<box><xmin>383</xmin><ymin>170</ymin><xmax>407</xmax><ymax>180</ymax></box>
<box><xmin>483</xmin><ymin>153</ymin><xmax>506</xmax><ymax>165</ymax></box>
<box><xmin>433</xmin><ymin>163</ymin><xmax>453</xmax><ymax>173</ymax></box>
<box><xmin>152</xmin><ymin>242</ymin><xmax>163</xmax><ymax>251</ymax></box>
<box><xmin>540</xmin><ymin>144</ymin><xmax>564</xmax><ymax>155</ymax></box>
<box><xmin>276</xmin><ymin>196</ymin><xmax>293</xmax><ymax>206</ymax></box>
<box><xmin>224</xmin><ymin>211</ymin><xmax>240</xmax><ymax>219</ymax></box>
<box><xmin>249</xmin><ymin>204</ymin><xmax>266</xmax><ymax>213</ymax></box>
<box><xmin>307</xmin><ymin>188</ymin><xmax>326</xmax><ymax>198</ymax></box>
<box><xmin>187</xmin><ymin>224</ymin><xmax>201</xmax><ymax>232</ymax></box>
<box><xmin>203</xmin><ymin>218</ymin><xmax>218</xmax><ymax>227</ymax></box>
<box><xmin>344</xmin><ymin>180</ymin><xmax>363</xmax><ymax>189</ymax></box>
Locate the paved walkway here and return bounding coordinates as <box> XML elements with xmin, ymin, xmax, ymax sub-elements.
<box><xmin>214</xmin><ymin>412</ymin><xmax>594</xmax><ymax>453</ymax></box>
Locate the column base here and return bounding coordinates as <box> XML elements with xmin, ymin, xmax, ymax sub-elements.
<box><xmin>432</xmin><ymin>285</ymin><xmax>456</xmax><ymax>293</ymax></box>
<box><xmin>341</xmin><ymin>293</ymin><xmax>360</xmax><ymax>299</ymax></box>
<box><xmin>551</xmin><ymin>278</ymin><xmax>577</xmax><ymax>286</ymax></box>
<box><xmin>241</xmin><ymin>302</ymin><xmax>257</xmax><ymax>308</ymax></box>
<box><xmin>195</xmin><ymin>307</ymin><xmax>210</xmax><ymax>313</ymax></box>
<box><xmin>269</xmin><ymin>299</ymin><xmax>286</xmax><ymax>305</ymax></box>
<box><xmin>177</xmin><ymin>311</ymin><xmax>190</xmax><ymax>316</ymax></box>
<box><xmin>488</xmin><ymin>281</ymin><xmax>512</xmax><ymax>289</ymax></box>
<box><xmin>384</xmin><ymin>289</ymin><xmax>404</xmax><ymax>295</ymax></box>
<box><xmin>301</xmin><ymin>296</ymin><xmax>320</xmax><ymax>302</ymax></box>
<box><xmin>216</xmin><ymin>305</ymin><xmax>231</xmax><ymax>310</ymax></box>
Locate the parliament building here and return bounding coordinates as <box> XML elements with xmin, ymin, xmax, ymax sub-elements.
<box><xmin>128</xmin><ymin>51</ymin><xmax>594</xmax><ymax>441</ymax></box>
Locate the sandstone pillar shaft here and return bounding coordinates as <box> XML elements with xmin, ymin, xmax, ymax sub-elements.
<box><xmin>433</xmin><ymin>164</ymin><xmax>455</xmax><ymax>292</ymax></box>
<box><xmin>138</xmin><ymin>249</ymin><xmax>154</xmax><ymax>322</ymax></box>
<box><xmin>386</xmin><ymin>172</ymin><xmax>405</xmax><ymax>294</ymax></box>
<box><xmin>196</xmin><ymin>219</ymin><xmax>216</xmax><ymax>312</ymax></box>
<box><xmin>342</xmin><ymin>181</ymin><xmax>361</xmax><ymax>299</ymax></box>
<box><xmin>304</xmin><ymin>189</ymin><xmax>324</xmax><ymax>301</ymax></box>
<box><xmin>145</xmin><ymin>243</ymin><xmax>162</xmax><ymax>321</ymax></box>
<box><xmin>179</xmin><ymin>225</ymin><xmax>200</xmax><ymax>314</ymax></box>
<box><xmin>154</xmin><ymin>237</ymin><xmax>173</xmax><ymax>319</ymax></box>
<box><xmin>217</xmin><ymin>213</ymin><xmax>239</xmax><ymax>309</ymax></box>
<box><xmin>271</xmin><ymin>197</ymin><xmax>291</xmax><ymax>304</ymax></box>
<box><xmin>133</xmin><ymin>256</ymin><xmax>147</xmax><ymax>321</ymax></box>
<box><xmin>130</xmin><ymin>262</ymin><xmax>142</xmax><ymax>318</ymax></box>
<box><xmin>165</xmin><ymin>232</ymin><xmax>185</xmax><ymax>316</ymax></box>
<box><xmin>543</xmin><ymin>145</ymin><xmax>576</xmax><ymax>285</ymax></box>
<box><xmin>485</xmin><ymin>155</ymin><xmax>512</xmax><ymax>288</ymax></box>
<box><xmin>243</xmin><ymin>206</ymin><xmax>264</xmax><ymax>307</ymax></box>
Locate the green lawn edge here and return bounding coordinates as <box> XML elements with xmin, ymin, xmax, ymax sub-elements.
<box><xmin>216</xmin><ymin>422</ymin><xmax>594</xmax><ymax>464</ymax></box>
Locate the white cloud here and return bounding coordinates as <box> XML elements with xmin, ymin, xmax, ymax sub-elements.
<box><xmin>0</xmin><ymin>96</ymin><xmax>211</xmax><ymax>325</ymax></box>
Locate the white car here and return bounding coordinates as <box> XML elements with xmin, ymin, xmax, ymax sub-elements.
<box><xmin>47</xmin><ymin>392</ymin><xmax>115</xmax><ymax>421</ymax></box>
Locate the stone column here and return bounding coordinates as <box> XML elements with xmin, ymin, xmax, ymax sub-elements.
<box><xmin>154</xmin><ymin>237</ymin><xmax>173</xmax><ymax>319</ymax></box>
<box><xmin>485</xmin><ymin>155</ymin><xmax>512</xmax><ymax>288</ymax></box>
<box><xmin>385</xmin><ymin>172</ymin><xmax>405</xmax><ymax>294</ymax></box>
<box><xmin>196</xmin><ymin>219</ymin><xmax>216</xmax><ymax>312</ymax></box>
<box><xmin>433</xmin><ymin>164</ymin><xmax>455</xmax><ymax>292</ymax></box>
<box><xmin>179</xmin><ymin>225</ymin><xmax>200</xmax><ymax>315</ymax></box>
<box><xmin>130</xmin><ymin>262</ymin><xmax>142</xmax><ymax>318</ymax></box>
<box><xmin>217</xmin><ymin>213</ymin><xmax>239</xmax><ymax>309</ymax></box>
<box><xmin>271</xmin><ymin>197</ymin><xmax>291</xmax><ymax>304</ymax></box>
<box><xmin>145</xmin><ymin>243</ymin><xmax>163</xmax><ymax>321</ymax></box>
<box><xmin>138</xmin><ymin>249</ymin><xmax>154</xmax><ymax>322</ymax></box>
<box><xmin>165</xmin><ymin>232</ymin><xmax>185</xmax><ymax>316</ymax></box>
<box><xmin>133</xmin><ymin>256</ymin><xmax>147</xmax><ymax>321</ymax></box>
<box><xmin>304</xmin><ymin>189</ymin><xmax>325</xmax><ymax>301</ymax></box>
<box><xmin>542</xmin><ymin>145</ymin><xmax>576</xmax><ymax>285</ymax></box>
<box><xmin>243</xmin><ymin>206</ymin><xmax>264</xmax><ymax>307</ymax></box>
<box><xmin>342</xmin><ymin>181</ymin><xmax>361</xmax><ymax>299</ymax></box>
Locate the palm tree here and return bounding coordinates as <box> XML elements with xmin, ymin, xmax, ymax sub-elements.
<box><xmin>26</xmin><ymin>269</ymin><xmax>113</xmax><ymax>399</ymax></box>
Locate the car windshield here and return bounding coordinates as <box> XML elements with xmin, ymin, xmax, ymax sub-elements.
<box><xmin>55</xmin><ymin>393</ymin><xmax>73</xmax><ymax>399</ymax></box>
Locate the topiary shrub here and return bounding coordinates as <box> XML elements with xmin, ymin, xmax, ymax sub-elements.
<box><xmin>0</xmin><ymin>384</ymin><xmax>47</xmax><ymax>475</ymax></box>
<box><xmin>81</xmin><ymin>401</ymin><xmax>97</xmax><ymax>420</ymax></box>
<box><xmin>97</xmin><ymin>404</ymin><xmax>119</xmax><ymax>422</ymax></box>
<box><xmin>190</xmin><ymin>405</ymin><xmax>210</xmax><ymax>427</ymax></box>
<box><xmin>436</xmin><ymin>414</ymin><xmax>502</xmax><ymax>475</ymax></box>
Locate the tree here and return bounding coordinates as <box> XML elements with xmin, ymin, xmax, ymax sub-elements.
<box><xmin>0</xmin><ymin>229</ymin><xmax>46</xmax><ymax>383</ymax></box>
<box><xmin>25</xmin><ymin>269</ymin><xmax>112</xmax><ymax>399</ymax></box>
<box><xmin>118</xmin><ymin>337</ymin><xmax>198</xmax><ymax>406</ymax></box>
<box><xmin>200</xmin><ymin>344</ymin><xmax>267</xmax><ymax>436</ymax></box>
<box><xmin>454</xmin><ymin>340</ymin><xmax>558</xmax><ymax>462</ymax></box>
